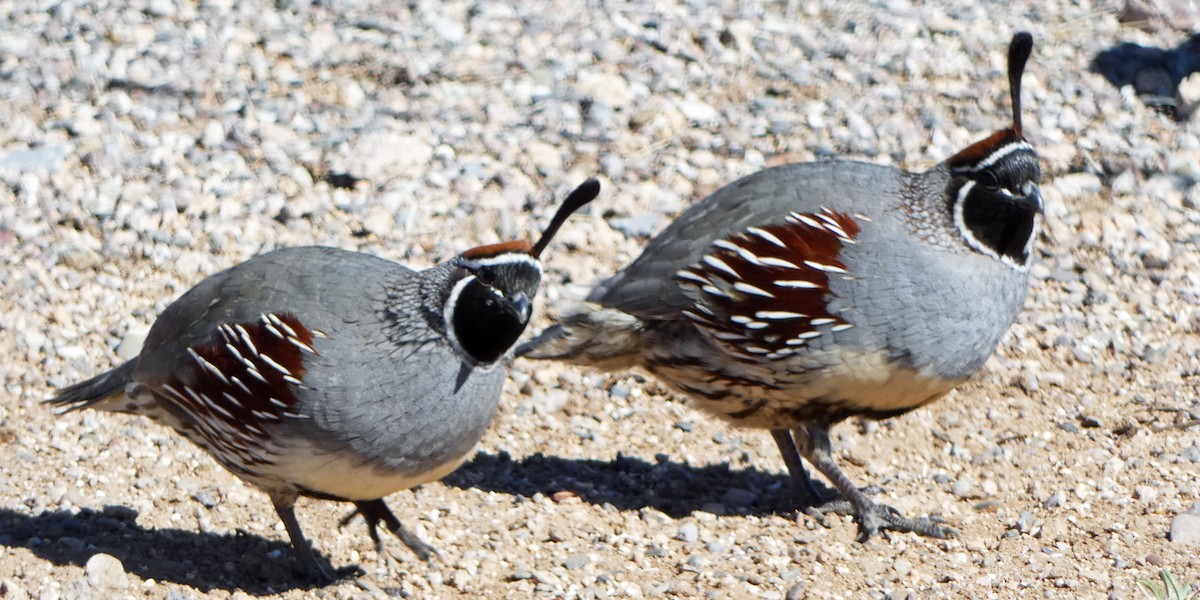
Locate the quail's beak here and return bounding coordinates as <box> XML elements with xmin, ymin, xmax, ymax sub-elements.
<box><xmin>506</xmin><ymin>293</ymin><xmax>532</xmax><ymax>323</ymax></box>
<box><xmin>1014</xmin><ymin>184</ymin><xmax>1043</xmax><ymax>214</ymax></box>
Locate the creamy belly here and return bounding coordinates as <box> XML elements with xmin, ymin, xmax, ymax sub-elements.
<box><xmin>264</xmin><ymin>440</ymin><xmax>473</xmax><ymax>500</ymax></box>
<box><xmin>653</xmin><ymin>349</ymin><xmax>961</xmax><ymax>429</ymax></box>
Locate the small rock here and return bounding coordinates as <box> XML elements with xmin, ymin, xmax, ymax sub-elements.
<box><xmin>533</xmin><ymin>570</ymin><xmax>562</xmax><ymax>588</ymax></box>
<box><xmin>720</xmin><ymin>488</ymin><xmax>758</xmax><ymax>508</ymax></box>
<box><xmin>785</xmin><ymin>581</ymin><xmax>806</xmax><ymax>600</ymax></box>
<box><xmin>1056</xmin><ymin>421</ymin><xmax>1080</xmax><ymax>434</ymax></box>
<box><xmin>1110</xmin><ymin>170</ymin><xmax>1138</xmax><ymax>195</ymax></box>
<box><xmin>981</xmin><ymin>479</ymin><xmax>999</xmax><ymax>496</ymax></box>
<box><xmin>576</xmin><ymin>71</ymin><xmax>633</xmax><ymax>108</ymax></box>
<box><xmin>563</xmin><ymin>554</ymin><xmax>590</xmax><ymax>570</ymax></box>
<box><xmin>609</xmin><ymin>213</ymin><xmax>663</xmax><ymax>238</ymax></box>
<box><xmin>508</xmin><ymin>570</ymin><xmax>533</xmax><ymax>581</ymax></box>
<box><xmin>646</xmin><ymin>582</ymin><xmax>671</xmax><ymax>596</ymax></box>
<box><xmin>191</xmin><ymin>489</ymin><xmax>218</xmax><ymax>509</ymax></box>
<box><xmin>0</xmin><ymin>145</ymin><xmax>71</xmax><ymax>175</ymax></box>
<box><xmin>678</xmin><ymin>97</ymin><xmax>720</xmax><ymax>122</ymax></box>
<box><xmin>973</xmin><ymin>499</ymin><xmax>1001</xmax><ymax>512</ymax></box>
<box><xmin>85</xmin><ymin>553</ymin><xmax>127</xmax><ymax>590</ymax></box>
<box><xmin>338</xmin><ymin>81</ymin><xmax>365</xmax><ymax>108</ymax></box>
<box><xmin>1079</xmin><ymin>415</ymin><xmax>1103</xmax><ymax>428</ymax></box>
<box><xmin>201</xmin><ymin>120</ymin><xmax>225</xmax><ymax>148</ymax></box>
<box><xmin>893</xmin><ymin>557</ymin><xmax>914</xmax><ymax>577</ymax></box>
<box><xmin>117</xmin><ymin>328</ymin><xmax>149</xmax><ymax>361</ymax></box>
<box><xmin>432</xmin><ymin>17</ymin><xmax>465</xmax><ymax>43</ymax></box>
<box><xmin>345</xmin><ymin>132</ymin><xmax>433</xmax><ymax>182</ymax></box>
<box><xmin>1044</xmin><ymin>491</ymin><xmax>1065</xmax><ymax>509</ymax></box>
<box><xmin>144</xmin><ymin>0</ymin><xmax>176</xmax><ymax>17</ymax></box>
<box><xmin>1052</xmin><ymin>173</ymin><xmax>1102</xmax><ymax>199</ymax></box>
<box><xmin>1169</xmin><ymin>513</ymin><xmax>1200</xmax><ymax>546</ymax></box>
<box><xmin>951</xmin><ymin>480</ymin><xmax>974</xmax><ymax>498</ymax></box>
<box><xmin>1134</xmin><ymin>486</ymin><xmax>1158</xmax><ymax>503</ymax></box>
<box><xmin>600</xmin><ymin>154</ymin><xmax>625</xmax><ymax>179</ymax></box>
<box><xmin>526</xmin><ymin>141</ymin><xmax>562</xmax><ymax>174</ymax></box>
<box><xmin>1014</xmin><ymin>511</ymin><xmax>1037</xmax><ymax>533</ymax></box>
<box><xmin>676</xmin><ymin>522</ymin><xmax>700</xmax><ymax>543</ymax></box>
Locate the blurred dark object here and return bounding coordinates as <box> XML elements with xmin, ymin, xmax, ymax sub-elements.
<box><xmin>323</xmin><ymin>172</ymin><xmax>362</xmax><ymax>190</ymax></box>
<box><xmin>1091</xmin><ymin>33</ymin><xmax>1200</xmax><ymax>120</ymax></box>
<box><xmin>1119</xmin><ymin>0</ymin><xmax>1200</xmax><ymax>32</ymax></box>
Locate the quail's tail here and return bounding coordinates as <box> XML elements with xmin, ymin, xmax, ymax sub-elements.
<box><xmin>516</xmin><ymin>303</ymin><xmax>645</xmax><ymax>371</ymax></box>
<box><xmin>46</xmin><ymin>360</ymin><xmax>136</xmax><ymax>413</ymax></box>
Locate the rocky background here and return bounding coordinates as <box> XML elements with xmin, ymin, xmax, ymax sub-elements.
<box><xmin>1</xmin><ymin>0</ymin><xmax>1199</xmax><ymax>598</ymax></box>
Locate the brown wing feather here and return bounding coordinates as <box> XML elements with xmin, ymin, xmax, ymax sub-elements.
<box><xmin>155</xmin><ymin>312</ymin><xmax>323</xmax><ymax>472</ymax></box>
<box><xmin>676</xmin><ymin>209</ymin><xmax>862</xmax><ymax>360</ymax></box>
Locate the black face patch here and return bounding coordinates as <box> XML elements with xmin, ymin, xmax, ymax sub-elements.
<box><xmin>951</xmin><ymin>145</ymin><xmax>1042</xmax><ymax>266</ymax></box>
<box><xmin>960</xmin><ymin>184</ymin><xmax>1038</xmax><ymax>264</ymax></box>
<box><xmin>451</xmin><ymin>278</ymin><xmax>532</xmax><ymax>364</ymax></box>
<box><xmin>448</xmin><ymin>254</ymin><xmax>542</xmax><ymax>364</ymax></box>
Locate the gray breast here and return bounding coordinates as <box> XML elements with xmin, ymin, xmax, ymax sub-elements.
<box><xmin>829</xmin><ymin>200</ymin><xmax>1030</xmax><ymax>381</ymax></box>
<box><xmin>287</xmin><ymin>270</ymin><xmax>506</xmax><ymax>479</ymax></box>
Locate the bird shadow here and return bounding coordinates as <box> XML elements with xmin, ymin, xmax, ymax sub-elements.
<box><xmin>0</xmin><ymin>505</ymin><xmax>354</xmax><ymax>595</ymax></box>
<box><xmin>444</xmin><ymin>450</ymin><xmax>812</xmax><ymax>518</ymax></box>
<box><xmin>2</xmin><ymin>454</ymin><xmax>810</xmax><ymax>594</ymax></box>
<box><xmin>1091</xmin><ymin>34</ymin><xmax>1200</xmax><ymax>120</ymax></box>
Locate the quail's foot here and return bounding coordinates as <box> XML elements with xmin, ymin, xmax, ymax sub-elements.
<box><xmin>340</xmin><ymin>499</ymin><xmax>440</xmax><ymax>562</ymax></box>
<box><xmin>802</xmin><ymin>496</ymin><xmax>956</xmax><ymax>540</ymax></box>
<box><xmin>788</xmin><ymin>423</ymin><xmax>955</xmax><ymax>541</ymax></box>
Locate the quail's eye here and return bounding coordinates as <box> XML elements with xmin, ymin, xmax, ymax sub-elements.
<box><xmin>476</xmin><ymin>268</ymin><xmax>496</xmax><ymax>286</ymax></box>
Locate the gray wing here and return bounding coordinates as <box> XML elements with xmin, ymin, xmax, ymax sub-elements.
<box><xmin>132</xmin><ymin>246</ymin><xmax>416</xmax><ymax>386</ymax></box>
<box><xmin>592</xmin><ymin>161</ymin><xmax>902</xmax><ymax>320</ymax></box>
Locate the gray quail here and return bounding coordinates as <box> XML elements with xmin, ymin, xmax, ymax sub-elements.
<box><xmin>48</xmin><ymin>178</ymin><xmax>600</xmax><ymax>580</ymax></box>
<box><xmin>519</xmin><ymin>34</ymin><xmax>1041</xmax><ymax>540</ymax></box>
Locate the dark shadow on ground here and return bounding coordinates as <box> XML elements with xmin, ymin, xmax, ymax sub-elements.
<box><xmin>1091</xmin><ymin>34</ymin><xmax>1200</xmax><ymax>119</ymax></box>
<box><xmin>4</xmin><ymin>454</ymin><xmax>825</xmax><ymax>592</ymax></box>
<box><xmin>0</xmin><ymin>505</ymin><xmax>358</xmax><ymax>594</ymax></box>
<box><xmin>444</xmin><ymin>450</ymin><xmax>825</xmax><ymax>517</ymax></box>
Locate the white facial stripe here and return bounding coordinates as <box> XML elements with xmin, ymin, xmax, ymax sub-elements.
<box><xmin>955</xmin><ymin>141</ymin><xmax>1034</xmax><ymax>173</ymax></box>
<box><xmin>464</xmin><ymin>252</ymin><xmax>542</xmax><ymax>272</ymax></box>
<box><xmin>954</xmin><ymin>180</ymin><xmax>994</xmax><ymax>259</ymax></box>
<box><xmin>442</xmin><ymin>275</ymin><xmax>475</xmax><ymax>356</ymax></box>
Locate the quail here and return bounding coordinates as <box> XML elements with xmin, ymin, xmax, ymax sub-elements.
<box><xmin>519</xmin><ymin>34</ymin><xmax>1041</xmax><ymax>540</ymax></box>
<box><xmin>48</xmin><ymin>178</ymin><xmax>600</xmax><ymax>580</ymax></box>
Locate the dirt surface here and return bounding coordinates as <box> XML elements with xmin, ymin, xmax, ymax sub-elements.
<box><xmin>1</xmin><ymin>1</ymin><xmax>1199</xmax><ymax>598</ymax></box>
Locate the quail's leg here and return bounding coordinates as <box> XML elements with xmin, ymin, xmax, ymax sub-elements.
<box><xmin>271</xmin><ymin>496</ymin><xmax>336</xmax><ymax>583</ymax></box>
<box><xmin>792</xmin><ymin>422</ymin><xmax>955</xmax><ymax>540</ymax></box>
<box><xmin>340</xmin><ymin>499</ymin><xmax>439</xmax><ymax>561</ymax></box>
<box><xmin>770</xmin><ymin>429</ymin><xmax>824</xmax><ymax>505</ymax></box>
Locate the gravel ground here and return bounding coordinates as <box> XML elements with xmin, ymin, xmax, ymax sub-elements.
<box><xmin>2</xmin><ymin>0</ymin><xmax>1199</xmax><ymax>598</ymax></box>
